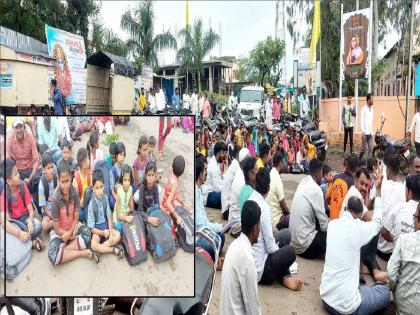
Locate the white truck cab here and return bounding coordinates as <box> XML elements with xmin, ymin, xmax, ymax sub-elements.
<box><xmin>237</xmin><ymin>86</ymin><xmax>264</xmax><ymax>119</ymax></box>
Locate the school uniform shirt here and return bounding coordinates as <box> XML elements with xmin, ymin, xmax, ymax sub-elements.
<box><xmin>221</xmin><ymin>159</ymin><xmax>240</xmax><ymax>214</ymax></box>
<box><xmin>38</xmin><ymin>176</ymin><xmax>56</xmax><ymax>214</ymax></box>
<box><xmin>360</xmin><ymin>105</ymin><xmax>374</xmax><ymax>135</ymax></box>
<box><xmin>320</xmin><ymin>198</ymin><xmax>383</xmax><ymax>314</ymax></box>
<box><xmin>377</xmin><ymin>179</ymin><xmax>406</xmax><ymax>254</ymax></box>
<box><xmin>196</xmin><ymin>185</ymin><xmax>223</xmax><ymax>233</ymax></box>
<box><xmin>109</xmin><ymin>164</ymin><xmax>123</xmax><ymax>193</ymax></box>
<box><xmin>87</xmin><ymin>194</ymin><xmax>111</xmax><ymax>229</ymax></box>
<box><xmin>388</xmin><ymin>230</ymin><xmax>420</xmax><ymax>315</ymax></box>
<box><xmin>249</xmin><ymin>191</ymin><xmax>280</xmax><ymax>282</ymax></box>
<box><xmin>266</xmin><ymin>167</ymin><xmax>286</xmax><ymax>227</ymax></box>
<box><xmin>289</xmin><ymin>175</ymin><xmax>329</xmax><ymax>254</ymax></box>
<box><xmin>202</xmin><ymin>155</ymin><xmax>223</xmax><ymax>203</ymax></box>
<box><xmin>51</xmin><ymin>185</ymin><xmax>80</xmax><ymax>232</ymax></box>
<box><xmin>409</xmin><ymin>112</ymin><xmax>420</xmax><ymax>144</ymax></box>
<box><xmin>1</xmin><ymin>182</ymin><xmax>32</xmax><ymax>219</ymax></box>
<box><xmin>220</xmin><ymin>233</ymin><xmax>261</xmax><ymax>315</ymax></box>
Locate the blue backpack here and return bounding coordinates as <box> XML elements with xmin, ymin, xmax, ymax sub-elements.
<box><xmin>146</xmin><ymin>205</ymin><xmax>177</xmax><ymax>262</ymax></box>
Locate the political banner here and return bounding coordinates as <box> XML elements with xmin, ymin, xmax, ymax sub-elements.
<box><xmin>45</xmin><ymin>25</ymin><xmax>87</xmax><ymax>104</ymax></box>
<box><xmin>415</xmin><ymin>63</ymin><xmax>420</xmax><ymax>97</ymax></box>
<box><xmin>0</xmin><ymin>62</ymin><xmax>13</xmax><ymax>89</ymax></box>
<box><xmin>341</xmin><ymin>8</ymin><xmax>371</xmax><ymax>80</ymax></box>
<box><xmin>297</xmin><ymin>48</ymin><xmax>317</xmax><ymax>95</ymax></box>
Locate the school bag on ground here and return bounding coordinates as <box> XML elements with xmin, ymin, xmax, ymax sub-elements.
<box><xmin>122</xmin><ymin>212</ymin><xmax>148</xmax><ymax>265</ymax></box>
<box><xmin>94</xmin><ymin>160</ymin><xmax>113</xmax><ymax>208</ymax></box>
<box><xmin>146</xmin><ymin>205</ymin><xmax>177</xmax><ymax>262</ymax></box>
<box><xmin>0</xmin><ymin>220</ymin><xmax>32</xmax><ymax>280</ymax></box>
<box><xmin>174</xmin><ymin>206</ymin><xmax>194</xmax><ymax>253</ymax></box>
<box><xmin>32</xmin><ymin>173</ymin><xmax>57</xmax><ymax>215</ymax></box>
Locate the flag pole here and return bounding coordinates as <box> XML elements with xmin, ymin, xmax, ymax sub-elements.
<box><xmin>339</xmin><ymin>4</ymin><xmax>343</xmax><ymax>133</ymax></box>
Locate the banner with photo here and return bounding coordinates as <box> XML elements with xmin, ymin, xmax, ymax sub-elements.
<box><xmin>297</xmin><ymin>48</ymin><xmax>317</xmax><ymax>95</ymax></box>
<box><xmin>341</xmin><ymin>8</ymin><xmax>371</xmax><ymax>80</ymax></box>
<box><xmin>45</xmin><ymin>25</ymin><xmax>87</xmax><ymax>104</ymax></box>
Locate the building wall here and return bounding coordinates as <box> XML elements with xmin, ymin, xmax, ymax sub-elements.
<box><xmin>320</xmin><ymin>96</ymin><xmax>416</xmax><ymax>142</ymax></box>
<box><xmin>86</xmin><ymin>64</ymin><xmax>110</xmax><ymax>113</ymax></box>
<box><xmin>375</xmin><ymin>50</ymin><xmax>405</xmax><ymax>97</ymax></box>
<box><xmin>111</xmin><ymin>74</ymin><xmax>134</xmax><ymax>113</ymax></box>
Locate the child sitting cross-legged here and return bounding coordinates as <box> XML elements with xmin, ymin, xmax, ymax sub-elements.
<box><xmin>88</xmin><ymin>169</ymin><xmax>123</xmax><ymax>261</ymax></box>
<box><xmin>113</xmin><ymin>164</ymin><xmax>135</xmax><ymax>233</ymax></box>
<box><xmin>137</xmin><ymin>161</ymin><xmax>160</xmax><ymax>227</ymax></box>
<box><xmin>38</xmin><ymin>152</ymin><xmax>58</xmax><ymax>232</ymax></box>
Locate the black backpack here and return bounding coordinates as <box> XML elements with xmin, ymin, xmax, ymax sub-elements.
<box><xmin>174</xmin><ymin>206</ymin><xmax>194</xmax><ymax>253</ymax></box>
<box><xmin>32</xmin><ymin>173</ymin><xmax>57</xmax><ymax>215</ymax></box>
<box><xmin>122</xmin><ymin>212</ymin><xmax>148</xmax><ymax>265</ymax></box>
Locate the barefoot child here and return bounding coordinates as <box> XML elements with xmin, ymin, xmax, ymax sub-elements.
<box><xmin>38</xmin><ymin>152</ymin><xmax>58</xmax><ymax>232</ymax></box>
<box><xmin>161</xmin><ymin>156</ymin><xmax>192</xmax><ymax>238</ymax></box>
<box><xmin>87</xmin><ymin>130</ymin><xmax>104</xmax><ymax>172</ymax></box>
<box><xmin>88</xmin><ymin>169</ymin><xmax>123</xmax><ymax>260</ymax></box>
<box><xmin>133</xmin><ymin>136</ymin><xmax>149</xmax><ymax>204</ymax></box>
<box><xmin>1</xmin><ymin>159</ymin><xmax>43</xmax><ymax>251</ymax></box>
<box><xmin>73</xmin><ymin>148</ymin><xmax>92</xmax><ymax>223</ymax></box>
<box><xmin>137</xmin><ymin>162</ymin><xmax>160</xmax><ymax>227</ymax></box>
<box><xmin>48</xmin><ymin>160</ymin><xmax>93</xmax><ymax>265</ymax></box>
<box><xmin>114</xmin><ymin>164</ymin><xmax>135</xmax><ymax>233</ymax></box>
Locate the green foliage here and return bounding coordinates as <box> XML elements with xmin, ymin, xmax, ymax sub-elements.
<box><xmin>102</xmin><ymin>134</ymin><xmax>119</xmax><ymax>146</ymax></box>
<box><xmin>207</xmin><ymin>93</ymin><xmax>228</xmax><ymax>106</ymax></box>
<box><xmin>121</xmin><ymin>0</ymin><xmax>177</xmax><ymax>74</ymax></box>
<box><xmin>177</xmin><ymin>19</ymin><xmax>220</xmax><ymax>91</ymax></box>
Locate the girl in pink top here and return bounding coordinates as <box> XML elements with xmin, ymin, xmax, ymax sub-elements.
<box><xmin>202</xmin><ymin>97</ymin><xmax>211</xmax><ymax>118</ymax></box>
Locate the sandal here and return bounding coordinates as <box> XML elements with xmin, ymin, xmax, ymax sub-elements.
<box><xmin>113</xmin><ymin>246</ymin><xmax>124</xmax><ymax>260</ymax></box>
<box><xmin>90</xmin><ymin>249</ymin><xmax>100</xmax><ymax>263</ymax></box>
<box><xmin>34</xmin><ymin>237</ymin><xmax>43</xmax><ymax>252</ymax></box>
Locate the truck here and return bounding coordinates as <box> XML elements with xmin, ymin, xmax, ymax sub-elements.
<box><xmin>237</xmin><ymin>85</ymin><xmax>264</xmax><ymax>120</ymax></box>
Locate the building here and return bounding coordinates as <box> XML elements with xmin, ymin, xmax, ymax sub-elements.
<box><xmin>0</xmin><ymin>26</ymin><xmax>55</xmax><ymax>113</ymax></box>
<box><xmin>153</xmin><ymin>59</ymin><xmax>235</xmax><ymax>100</ymax></box>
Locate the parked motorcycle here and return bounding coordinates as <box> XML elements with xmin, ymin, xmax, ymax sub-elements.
<box><xmin>0</xmin><ymin>298</ymin><xmax>51</xmax><ymax>315</ymax></box>
<box><xmin>372</xmin><ymin>116</ymin><xmax>411</xmax><ymax>175</ymax></box>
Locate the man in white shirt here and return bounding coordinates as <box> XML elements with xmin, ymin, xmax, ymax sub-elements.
<box><xmin>377</xmin><ymin>155</ymin><xmax>406</xmax><ymax>260</ymax></box>
<box><xmin>381</xmin><ymin>174</ymin><xmax>420</xmax><ymax>254</ymax></box>
<box><xmin>221</xmin><ymin>147</ymin><xmax>249</xmax><ymax>220</ymax></box>
<box><xmin>289</xmin><ymin>159</ymin><xmax>329</xmax><ymax>259</ymax></box>
<box><xmin>264</xmin><ymin>95</ymin><xmax>273</xmax><ymax>127</ymax></box>
<box><xmin>191</xmin><ymin>90</ymin><xmax>199</xmax><ymax>116</ymax></box>
<box><xmin>299</xmin><ymin>86</ymin><xmax>310</xmax><ymax>119</ymax></box>
<box><xmin>220</xmin><ymin>200</ymin><xmax>262</xmax><ymax>315</ymax></box>
<box><xmin>320</xmin><ymin>188</ymin><xmax>391</xmax><ymax>315</ymax></box>
<box><xmin>228</xmin><ymin>91</ymin><xmax>238</xmax><ymax>110</ymax></box>
<box><xmin>202</xmin><ymin>142</ymin><xmax>226</xmax><ymax>209</ymax></box>
<box><xmin>156</xmin><ymin>87</ymin><xmax>166</xmax><ymax>112</ymax></box>
<box><xmin>250</xmin><ymin>168</ymin><xmax>304</xmax><ymax>291</ymax></box>
<box><xmin>148</xmin><ymin>88</ymin><xmax>157</xmax><ymax>114</ymax></box>
<box><xmin>182</xmin><ymin>89</ymin><xmax>190</xmax><ymax>110</ymax></box>
<box><xmin>408</xmin><ymin>104</ymin><xmax>420</xmax><ymax>156</ymax></box>
<box><xmin>267</xmin><ymin>150</ymin><xmax>290</xmax><ymax>229</ymax></box>
<box><xmin>360</xmin><ymin>93</ymin><xmax>374</xmax><ymax>159</ymax></box>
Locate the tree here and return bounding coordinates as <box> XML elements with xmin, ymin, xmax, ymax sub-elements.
<box><xmin>90</xmin><ymin>22</ymin><xmax>129</xmax><ymax>58</ymax></box>
<box><xmin>120</xmin><ymin>0</ymin><xmax>177</xmax><ymax>74</ymax></box>
<box><xmin>177</xmin><ymin>18</ymin><xmax>220</xmax><ymax>91</ymax></box>
<box><xmin>247</xmin><ymin>36</ymin><xmax>285</xmax><ymax>86</ymax></box>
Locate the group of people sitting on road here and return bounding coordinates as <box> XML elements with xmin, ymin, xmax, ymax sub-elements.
<box><xmin>1</xmin><ymin>116</ymin><xmax>191</xmax><ymax>268</ymax></box>
<box><xmin>195</xmin><ymin>119</ymin><xmax>420</xmax><ymax>314</ymax></box>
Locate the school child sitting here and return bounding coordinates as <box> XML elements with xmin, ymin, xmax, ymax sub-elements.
<box><xmin>73</xmin><ymin>148</ymin><xmax>92</xmax><ymax>222</ymax></box>
<box><xmin>161</xmin><ymin>156</ymin><xmax>192</xmax><ymax>239</ymax></box>
<box><xmin>110</xmin><ymin>142</ymin><xmax>127</xmax><ymax>209</ymax></box>
<box><xmin>48</xmin><ymin>160</ymin><xmax>93</xmax><ymax>265</ymax></box>
<box><xmin>38</xmin><ymin>152</ymin><xmax>58</xmax><ymax>232</ymax></box>
<box><xmin>57</xmin><ymin>139</ymin><xmax>77</xmax><ymax>173</ymax></box>
<box><xmin>105</xmin><ymin>141</ymin><xmax>118</xmax><ymax>169</ymax></box>
<box><xmin>88</xmin><ymin>169</ymin><xmax>123</xmax><ymax>261</ymax></box>
<box><xmin>87</xmin><ymin>130</ymin><xmax>104</xmax><ymax>172</ymax></box>
<box><xmin>296</xmin><ymin>145</ymin><xmax>309</xmax><ymax>173</ymax></box>
<box><xmin>320</xmin><ymin>164</ymin><xmax>333</xmax><ymax>216</ymax></box>
<box><xmin>1</xmin><ymin>159</ymin><xmax>43</xmax><ymax>251</ymax></box>
<box><xmin>147</xmin><ymin>136</ymin><xmax>157</xmax><ymax>164</ymax></box>
<box><xmin>137</xmin><ymin>162</ymin><xmax>160</xmax><ymax>227</ymax></box>
<box><xmin>133</xmin><ymin>136</ymin><xmax>149</xmax><ymax>204</ymax></box>
<box><xmin>113</xmin><ymin>164</ymin><xmax>135</xmax><ymax>233</ymax></box>
<box><xmin>287</xmin><ymin>147</ymin><xmax>296</xmax><ymax>172</ymax></box>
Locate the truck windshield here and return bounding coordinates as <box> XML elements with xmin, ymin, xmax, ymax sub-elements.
<box><xmin>240</xmin><ymin>90</ymin><xmax>262</xmax><ymax>103</ymax></box>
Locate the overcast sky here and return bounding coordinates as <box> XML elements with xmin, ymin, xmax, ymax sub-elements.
<box><xmin>97</xmin><ymin>1</ymin><xmax>401</xmax><ymax>82</ymax></box>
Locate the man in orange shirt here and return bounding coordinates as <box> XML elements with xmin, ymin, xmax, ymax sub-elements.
<box><xmin>326</xmin><ymin>154</ymin><xmax>360</xmax><ymax>220</ymax></box>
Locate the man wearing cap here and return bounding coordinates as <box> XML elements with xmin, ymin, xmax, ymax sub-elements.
<box><xmin>222</xmin><ymin>146</ymin><xmax>250</xmax><ymax>220</ymax></box>
<box><xmin>6</xmin><ymin>119</ymin><xmax>40</xmax><ymax>183</ymax></box>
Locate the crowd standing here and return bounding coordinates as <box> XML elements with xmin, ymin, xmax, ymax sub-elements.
<box><xmin>194</xmin><ymin>90</ymin><xmax>420</xmax><ymax>315</ymax></box>
<box><xmin>1</xmin><ymin>116</ymin><xmax>192</xmax><ymax>268</ymax></box>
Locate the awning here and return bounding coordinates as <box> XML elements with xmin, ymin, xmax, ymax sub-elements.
<box><xmin>87</xmin><ymin>51</ymin><xmax>135</xmax><ymax>78</ymax></box>
<box><xmin>152</xmin><ymin>73</ymin><xmax>185</xmax><ymax>80</ymax></box>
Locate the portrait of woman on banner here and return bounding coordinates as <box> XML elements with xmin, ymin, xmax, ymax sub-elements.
<box><xmin>346</xmin><ymin>34</ymin><xmax>364</xmax><ymax>65</ymax></box>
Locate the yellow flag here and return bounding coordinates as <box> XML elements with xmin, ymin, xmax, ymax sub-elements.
<box><xmin>186</xmin><ymin>0</ymin><xmax>189</xmax><ymax>31</ymax></box>
<box><xmin>309</xmin><ymin>0</ymin><xmax>320</xmax><ymax>68</ymax></box>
